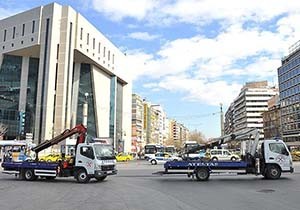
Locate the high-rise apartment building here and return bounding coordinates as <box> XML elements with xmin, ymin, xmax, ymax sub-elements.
<box><xmin>224</xmin><ymin>103</ymin><xmax>234</xmax><ymax>135</ymax></box>
<box><xmin>131</xmin><ymin>94</ymin><xmax>144</xmax><ymax>152</ymax></box>
<box><xmin>278</xmin><ymin>40</ymin><xmax>300</xmax><ymax>143</ymax></box>
<box><xmin>151</xmin><ymin>104</ymin><xmax>168</xmax><ymax>145</ymax></box>
<box><xmin>226</xmin><ymin>81</ymin><xmax>278</xmax><ymax>138</ymax></box>
<box><xmin>168</xmin><ymin>119</ymin><xmax>189</xmax><ymax>149</ymax></box>
<box><xmin>263</xmin><ymin>95</ymin><xmax>281</xmax><ymax>139</ymax></box>
<box><xmin>0</xmin><ymin>3</ymin><xmax>132</xmax><ymax>152</ymax></box>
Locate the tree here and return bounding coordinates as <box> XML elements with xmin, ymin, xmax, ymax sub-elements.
<box><xmin>188</xmin><ymin>130</ymin><xmax>206</xmax><ymax>144</ymax></box>
<box><xmin>0</xmin><ymin>123</ymin><xmax>8</xmax><ymax>139</ymax></box>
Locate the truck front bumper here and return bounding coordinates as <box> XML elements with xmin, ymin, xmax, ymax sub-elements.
<box><xmin>95</xmin><ymin>169</ymin><xmax>118</xmax><ymax>177</ymax></box>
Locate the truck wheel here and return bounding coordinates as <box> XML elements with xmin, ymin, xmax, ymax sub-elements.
<box><xmin>151</xmin><ymin>160</ymin><xmax>157</xmax><ymax>165</ymax></box>
<box><xmin>212</xmin><ymin>157</ymin><xmax>218</xmax><ymax>161</ymax></box>
<box><xmin>195</xmin><ymin>168</ymin><xmax>210</xmax><ymax>181</ymax></box>
<box><xmin>24</xmin><ymin>169</ymin><xmax>37</xmax><ymax>181</ymax></box>
<box><xmin>95</xmin><ymin>176</ymin><xmax>107</xmax><ymax>182</ymax></box>
<box><xmin>266</xmin><ymin>165</ymin><xmax>281</xmax><ymax>179</ymax></box>
<box><xmin>76</xmin><ymin>169</ymin><xmax>90</xmax><ymax>183</ymax></box>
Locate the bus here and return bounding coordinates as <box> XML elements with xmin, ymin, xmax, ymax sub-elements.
<box><xmin>165</xmin><ymin>145</ymin><xmax>176</xmax><ymax>154</ymax></box>
<box><xmin>0</xmin><ymin>140</ymin><xmax>35</xmax><ymax>162</ymax></box>
<box><xmin>144</xmin><ymin>144</ymin><xmax>164</xmax><ymax>160</ymax></box>
<box><xmin>181</xmin><ymin>141</ymin><xmax>206</xmax><ymax>159</ymax></box>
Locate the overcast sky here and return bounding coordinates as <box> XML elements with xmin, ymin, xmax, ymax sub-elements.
<box><xmin>1</xmin><ymin>0</ymin><xmax>300</xmax><ymax>138</ymax></box>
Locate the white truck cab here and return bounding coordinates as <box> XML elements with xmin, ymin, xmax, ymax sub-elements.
<box><xmin>262</xmin><ymin>139</ymin><xmax>293</xmax><ymax>173</ymax></box>
<box><xmin>75</xmin><ymin>142</ymin><xmax>117</xmax><ymax>183</ymax></box>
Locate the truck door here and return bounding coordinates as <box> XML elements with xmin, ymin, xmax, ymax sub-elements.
<box><xmin>265</xmin><ymin>142</ymin><xmax>291</xmax><ymax>171</ymax></box>
<box><xmin>76</xmin><ymin>145</ymin><xmax>95</xmax><ymax>175</ymax></box>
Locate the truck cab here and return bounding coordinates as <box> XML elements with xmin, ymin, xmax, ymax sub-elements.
<box><xmin>75</xmin><ymin>142</ymin><xmax>117</xmax><ymax>183</ymax></box>
<box><xmin>260</xmin><ymin>139</ymin><xmax>293</xmax><ymax>178</ymax></box>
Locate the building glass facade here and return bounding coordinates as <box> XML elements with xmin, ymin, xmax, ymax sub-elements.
<box><xmin>109</xmin><ymin>76</ymin><xmax>116</xmax><ymax>140</ymax></box>
<box><xmin>116</xmin><ymin>81</ymin><xmax>123</xmax><ymax>152</ymax></box>
<box><xmin>278</xmin><ymin>45</ymin><xmax>300</xmax><ymax>142</ymax></box>
<box><xmin>0</xmin><ymin>55</ymin><xmax>22</xmax><ymax>138</ymax></box>
<box><xmin>76</xmin><ymin>63</ymin><xmax>96</xmax><ymax>137</ymax></box>
<box><xmin>25</xmin><ymin>57</ymin><xmax>39</xmax><ymax>134</ymax></box>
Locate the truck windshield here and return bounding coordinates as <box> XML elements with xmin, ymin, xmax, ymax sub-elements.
<box><xmin>94</xmin><ymin>144</ymin><xmax>115</xmax><ymax>160</ymax></box>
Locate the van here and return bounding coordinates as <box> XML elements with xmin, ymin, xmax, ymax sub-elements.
<box><xmin>208</xmin><ymin>149</ymin><xmax>240</xmax><ymax>161</ymax></box>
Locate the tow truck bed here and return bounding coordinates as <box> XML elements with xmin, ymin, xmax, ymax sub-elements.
<box><xmin>2</xmin><ymin>161</ymin><xmax>58</xmax><ymax>171</ymax></box>
<box><xmin>164</xmin><ymin>160</ymin><xmax>248</xmax><ymax>170</ymax></box>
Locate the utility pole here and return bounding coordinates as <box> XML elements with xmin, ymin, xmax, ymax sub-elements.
<box><xmin>220</xmin><ymin>103</ymin><xmax>225</xmax><ymax>136</ymax></box>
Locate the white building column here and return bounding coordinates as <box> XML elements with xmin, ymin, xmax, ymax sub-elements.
<box><xmin>71</xmin><ymin>63</ymin><xmax>81</xmax><ymax>128</ymax></box>
<box><xmin>18</xmin><ymin>56</ymin><xmax>30</xmax><ymax>112</ymax></box>
<box><xmin>92</xmin><ymin>65</ymin><xmax>111</xmax><ymax>137</ymax></box>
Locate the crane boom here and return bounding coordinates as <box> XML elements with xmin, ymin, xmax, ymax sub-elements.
<box><xmin>32</xmin><ymin>124</ymin><xmax>87</xmax><ymax>155</ymax></box>
<box><xmin>207</xmin><ymin>128</ymin><xmax>260</xmax><ymax>157</ymax></box>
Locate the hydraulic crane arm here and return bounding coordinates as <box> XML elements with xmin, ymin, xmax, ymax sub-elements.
<box><xmin>32</xmin><ymin>124</ymin><xmax>87</xmax><ymax>155</ymax></box>
<box><xmin>207</xmin><ymin>128</ymin><xmax>260</xmax><ymax>157</ymax></box>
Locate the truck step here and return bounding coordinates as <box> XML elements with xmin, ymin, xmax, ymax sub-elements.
<box><xmin>2</xmin><ymin>170</ymin><xmax>20</xmax><ymax>175</ymax></box>
<box><xmin>34</xmin><ymin>169</ymin><xmax>56</xmax><ymax>177</ymax></box>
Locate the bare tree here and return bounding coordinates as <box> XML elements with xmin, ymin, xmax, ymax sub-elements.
<box><xmin>0</xmin><ymin>123</ymin><xmax>8</xmax><ymax>138</ymax></box>
<box><xmin>188</xmin><ymin>129</ymin><xmax>206</xmax><ymax>144</ymax></box>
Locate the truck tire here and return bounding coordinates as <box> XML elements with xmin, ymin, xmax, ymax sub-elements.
<box><xmin>24</xmin><ymin>169</ymin><xmax>37</xmax><ymax>181</ymax></box>
<box><xmin>195</xmin><ymin>168</ymin><xmax>210</xmax><ymax>181</ymax></box>
<box><xmin>95</xmin><ymin>176</ymin><xmax>107</xmax><ymax>182</ymax></box>
<box><xmin>76</xmin><ymin>169</ymin><xmax>90</xmax><ymax>183</ymax></box>
<box><xmin>266</xmin><ymin>165</ymin><xmax>281</xmax><ymax>179</ymax></box>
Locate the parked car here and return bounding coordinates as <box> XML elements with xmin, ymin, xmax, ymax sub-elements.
<box><xmin>115</xmin><ymin>153</ymin><xmax>133</xmax><ymax>162</ymax></box>
<box><xmin>149</xmin><ymin>152</ymin><xmax>181</xmax><ymax>165</ymax></box>
<box><xmin>208</xmin><ymin>149</ymin><xmax>240</xmax><ymax>161</ymax></box>
<box><xmin>39</xmin><ymin>154</ymin><xmax>66</xmax><ymax>162</ymax></box>
<box><xmin>291</xmin><ymin>150</ymin><xmax>300</xmax><ymax>161</ymax></box>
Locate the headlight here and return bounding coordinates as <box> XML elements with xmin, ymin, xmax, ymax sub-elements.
<box><xmin>95</xmin><ymin>164</ymin><xmax>101</xmax><ymax>170</ymax></box>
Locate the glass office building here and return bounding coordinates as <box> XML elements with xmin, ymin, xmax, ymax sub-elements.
<box><xmin>278</xmin><ymin>40</ymin><xmax>300</xmax><ymax>143</ymax></box>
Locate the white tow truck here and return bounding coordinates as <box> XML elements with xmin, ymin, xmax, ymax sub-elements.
<box><xmin>155</xmin><ymin>129</ymin><xmax>294</xmax><ymax>181</ymax></box>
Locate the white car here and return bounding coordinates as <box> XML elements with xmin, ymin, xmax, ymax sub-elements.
<box><xmin>209</xmin><ymin>149</ymin><xmax>240</xmax><ymax>161</ymax></box>
<box><xmin>149</xmin><ymin>152</ymin><xmax>181</xmax><ymax>165</ymax></box>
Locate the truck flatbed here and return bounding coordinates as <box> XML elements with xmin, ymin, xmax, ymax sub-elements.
<box><xmin>2</xmin><ymin>161</ymin><xmax>58</xmax><ymax>171</ymax></box>
<box><xmin>164</xmin><ymin>160</ymin><xmax>248</xmax><ymax>170</ymax></box>
<box><xmin>2</xmin><ymin>161</ymin><xmax>59</xmax><ymax>178</ymax></box>
<box><xmin>153</xmin><ymin>160</ymin><xmax>253</xmax><ymax>181</ymax></box>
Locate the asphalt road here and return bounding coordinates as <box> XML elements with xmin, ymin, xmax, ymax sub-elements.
<box><xmin>0</xmin><ymin>161</ymin><xmax>299</xmax><ymax>210</ymax></box>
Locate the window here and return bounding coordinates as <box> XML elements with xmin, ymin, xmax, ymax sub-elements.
<box><xmin>22</xmin><ymin>24</ymin><xmax>25</xmax><ymax>36</ymax></box>
<box><xmin>12</xmin><ymin>27</ymin><xmax>16</xmax><ymax>39</ymax></box>
<box><xmin>80</xmin><ymin>27</ymin><xmax>83</xmax><ymax>40</ymax></box>
<box><xmin>93</xmin><ymin>38</ymin><xmax>95</xmax><ymax>49</ymax></box>
<box><xmin>87</xmin><ymin>33</ymin><xmax>89</xmax><ymax>45</ymax></box>
<box><xmin>269</xmin><ymin>143</ymin><xmax>289</xmax><ymax>156</ymax></box>
<box><xmin>112</xmin><ymin>54</ymin><xmax>114</xmax><ymax>64</ymax></box>
<box><xmin>80</xmin><ymin>146</ymin><xmax>95</xmax><ymax>159</ymax></box>
<box><xmin>32</xmin><ymin>20</ymin><xmax>35</xmax><ymax>33</ymax></box>
<box><xmin>108</xmin><ymin>50</ymin><xmax>110</xmax><ymax>61</ymax></box>
<box><xmin>3</xmin><ymin>29</ymin><xmax>6</xmax><ymax>42</ymax></box>
<box><xmin>98</xmin><ymin>42</ymin><xmax>101</xmax><ymax>53</ymax></box>
<box><xmin>103</xmin><ymin>46</ymin><xmax>106</xmax><ymax>57</ymax></box>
